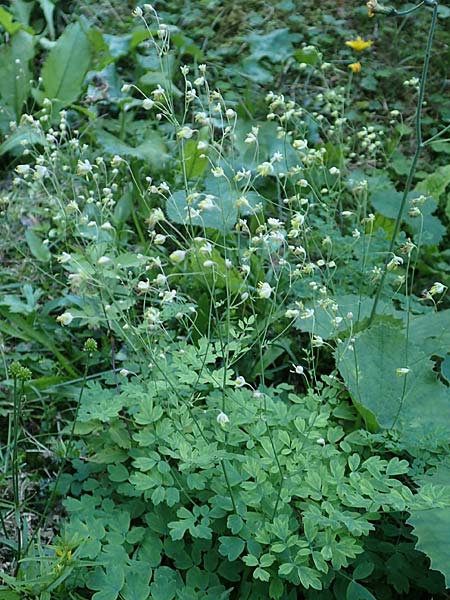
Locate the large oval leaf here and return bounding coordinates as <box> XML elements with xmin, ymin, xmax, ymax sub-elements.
<box><xmin>40</xmin><ymin>21</ymin><xmax>91</xmax><ymax>103</ymax></box>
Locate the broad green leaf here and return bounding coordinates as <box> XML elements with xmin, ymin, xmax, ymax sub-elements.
<box><xmin>218</xmin><ymin>536</ymin><xmax>245</xmax><ymax>561</ymax></box>
<box><xmin>346</xmin><ymin>581</ymin><xmax>377</xmax><ymax>600</ymax></box>
<box><xmin>0</xmin><ymin>284</ymin><xmax>41</xmax><ymax>315</ymax></box>
<box><xmin>246</xmin><ymin>28</ymin><xmax>296</xmax><ymax>62</ymax></box>
<box><xmin>95</xmin><ymin>129</ymin><xmax>168</xmax><ymax>172</ymax></box>
<box><xmin>152</xmin><ymin>486</ymin><xmax>165</xmax><ymax>505</ymax></box>
<box><xmin>139</xmin><ymin>71</ymin><xmax>183</xmax><ymax>98</ymax></box>
<box><xmin>294</xmin><ymin>294</ymin><xmax>400</xmax><ymax>340</ymax></box>
<box><xmin>171</xmin><ymin>33</ymin><xmax>204</xmax><ymax>60</ymax></box>
<box><xmin>0</xmin><ymin>126</ymin><xmax>45</xmax><ymax>157</ymax></box>
<box><xmin>109</xmin><ymin>422</ymin><xmax>131</xmax><ymax>449</ymax></box>
<box><xmin>239</xmin><ymin>58</ymin><xmax>272</xmax><ymax>84</ymax></box>
<box><xmin>389</xmin><ymin>151</ymin><xmax>410</xmax><ymax>176</ymax></box>
<box><xmin>0</xmin><ymin>31</ymin><xmax>34</xmax><ymax>119</ymax></box>
<box><xmin>415</xmin><ymin>164</ymin><xmax>450</xmax><ymax>203</ymax></box>
<box><xmin>429</xmin><ymin>141</ymin><xmax>450</xmax><ymax>155</ymax></box>
<box><xmin>114</xmin><ymin>192</ymin><xmax>133</xmax><ymax>224</ymax></box>
<box><xmin>40</xmin><ymin>21</ymin><xmax>91</xmax><ymax>103</ymax></box>
<box><xmin>103</xmin><ymin>33</ymin><xmax>132</xmax><ymax>58</ymax></box>
<box><xmin>371</xmin><ymin>188</ymin><xmax>445</xmax><ymax>245</ymax></box>
<box><xmin>337</xmin><ymin>322</ymin><xmax>450</xmax><ymax>444</ymax></box>
<box><xmin>25</xmin><ymin>229</ymin><xmax>51</xmax><ymax>262</ymax></box>
<box><xmin>294</xmin><ymin>45</ymin><xmax>322</xmax><ymax>65</ymax></box>
<box><xmin>38</xmin><ymin>0</ymin><xmax>55</xmax><ymax>39</ymax></box>
<box><xmin>409</xmin><ymin>309</ymin><xmax>450</xmax><ymax>357</ymax></box>
<box><xmin>165</xmin><ymin>487</ymin><xmax>180</xmax><ymax>507</ymax></box>
<box><xmin>0</xmin><ymin>6</ymin><xmax>23</xmax><ymax>34</ymax></box>
<box><xmin>408</xmin><ymin>466</ymin><xmax>450</xmax><ymax>587</ymax></box>
<box><xmin>90</xmin><ymin>447</ymin><xmax>127</xmax><ymax>464</ymax></box>
<box><xmin>441</xmin><ymin>354</ymin><xmax>450</xmax><ymax>384</ymax></box>
<box><xmin>9</xmin><ymin>0</ymin><xmax>34</xmax><ymax>27</ymax></box>
<box><xmin>0</xmin><ymin>592</ymin><xmax>22</xmax><ymax>600</ymax></box>
<box><xmin>437</xmin><ymin>5</ymin><xmax>450</xmax><ymax>17</ymax></box>
<box><xmin>182</xmin><ymin>132</ymin><xmax>208</xmax><ymax>180</ymax></box>
<box><xmin>166</xmin><ymin>179</ymin><xmax>238</xmax><ymax>232</ymax></box>
<box><xmin>188</xmin><ymin>243</ymin><xmax>242</xmax><ymax>292</ymax></box>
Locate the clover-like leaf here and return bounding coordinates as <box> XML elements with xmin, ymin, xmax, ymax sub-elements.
<box><xmin>218</xmin><ymin>536</ymin><xmax>246</xmax><ymax>561</ymax></box>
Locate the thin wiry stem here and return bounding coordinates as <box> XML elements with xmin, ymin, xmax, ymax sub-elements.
<box><xmin>369</xmin><ymin>1</ymin><xmax>438</xmax><ymax>325</ymax></box>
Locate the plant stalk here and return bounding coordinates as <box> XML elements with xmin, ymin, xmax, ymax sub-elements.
<box><xmin>369</xmin><ymin>0</ymin><xmax>438</xmax><ymax>325</ymax></box>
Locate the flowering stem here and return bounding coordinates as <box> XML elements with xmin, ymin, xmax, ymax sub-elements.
<box><xmin>369</xmin><ymin>0</ymin><xmax>438</xmax><ymax>325</ymax></box>
<box><xmin>12</xmin><ymin>377</ymin><xmax>22</xmax><ymax>575</ymax></box>
<box><xmin>371</xmin><ymin>1</ymin><xmax>426</xmax><ymax>17</ymax></box>
<box><xmin>394</xmin><ymin>2</ymin><xmax>425</xmax><ymax>16</ymax></box>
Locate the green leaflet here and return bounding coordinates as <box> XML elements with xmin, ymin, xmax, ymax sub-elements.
<box><xmin>149</xmin><ymin>567</ymin><xmax>182</xmax><ymax>600</ymax></box>
<box><xmin>88</xmin><ymin>566</ymin><xmax>124</xmax><ymax>600</ymax></box>
<box><xmin>120</xmin><ymin>568</ymin><xmax>152</xmax><ymax>600</ymax></box>
<box><xmin>218</xmin><ymin>536</ymin><xmax>246</xmax><ymax>561</ymax></box>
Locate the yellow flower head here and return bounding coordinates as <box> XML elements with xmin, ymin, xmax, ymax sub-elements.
<box><xmin>345</xmin><ymin>36</ymin><xmax>373</xmax><ymax>52</ymax></box>
<box><xmin>349</xmin><ymin>62</ymin><xmax>362</xmax><ymax>73</ymax></box>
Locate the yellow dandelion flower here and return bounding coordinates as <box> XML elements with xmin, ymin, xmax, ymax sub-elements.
<box><xmin>349</xmin><ymin>62</ymin><xmax>362</xmax><ymax>73</ymax></box>
<box><xmin>345</xmin><ymin>36</ymin><xmax>373</xmax><ymax>52</ymax></box>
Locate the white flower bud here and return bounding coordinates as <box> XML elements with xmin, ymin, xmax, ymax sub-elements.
<box><xmin>257</xmin><ymin>281</ymin><xmax>273</xmax><ymax>299</ymax></box>
<box><xmin>56</xmin><ymin>312</ymin><xmax>74</xmax><ymax>326</ymax></box>
<box><xmin>216</xmin><ymin>411</ymin><xmax>229</xmax><ymax>426</ymax></box>
<box><xmin>169</xmin><ymin>250</ymin><xmax>186</xmax><ymax>264</ymax></box>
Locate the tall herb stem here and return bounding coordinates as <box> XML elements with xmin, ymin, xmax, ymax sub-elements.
<box><xmin>12</xmin><ymin>376</ymin><xmax>22</xmax><ymax>575</ymax></box>
<box><xmin>369</xmin><ymin>0</ymin><xmax>438</xmax><ymax>325</ymax></box>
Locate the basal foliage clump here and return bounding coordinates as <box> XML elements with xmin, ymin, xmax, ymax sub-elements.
<box><xmin>1</xmin><ymin>1</ymin><xmax>450</xmax><ymax>599</ymax></box>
